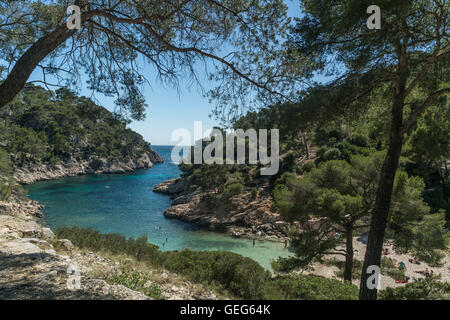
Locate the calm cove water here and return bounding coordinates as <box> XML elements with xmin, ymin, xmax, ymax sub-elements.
<box><xmin>25</xmin><ymin>146</ymin><xmax>291</xmax><ymax>270</ymax></box>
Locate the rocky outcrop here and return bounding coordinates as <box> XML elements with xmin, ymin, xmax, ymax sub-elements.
<box><xmin>0</xmin><ymin>208</ymin><xmax>150</xmax><ymax>299</ymax></box>
<box><xmin>153</xmin><ymin>178</ymin><xmax>190</xmax><ymax>196</ymax></box>
<box><xmin>0</xmin><ymin>198</ymin><xmax>219</xmax><ymax>300</ymax></box>
<box><xmin>153</xmin><ymin>179</ymin><xmax>289</xmax><ymax>242</ymax></box>
<box><xmin>14</xmin><ymin>150</ymin><xmax>163</xmax><ymax>185</ymax></box>
<box><xmin>0</xmin><ymin>200</ymin><xmax>43</xmax><ymax>218</ymax></box>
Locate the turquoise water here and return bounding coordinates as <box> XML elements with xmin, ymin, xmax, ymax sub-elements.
<box><xmin>25</xmin><ymin>146</ymin><xmax>291</xmax><ymax>270</ymax></box>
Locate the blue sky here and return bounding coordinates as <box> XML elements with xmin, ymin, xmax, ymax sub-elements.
<box><xmin>28</xmin><ymin>1</ymin><xmax>302</xmax><ymax>146</ymax></box>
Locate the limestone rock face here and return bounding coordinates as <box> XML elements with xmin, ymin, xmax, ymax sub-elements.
<box><xmin>153</xmin><ymin>179</ymin><xmax>289</xmax><ymax>242</ymax></box>
<box><xmin>13</xmin><ymin>149</ymin><xmax>163</xmax><ymax>185</ymax></box>
<box><xmin>0</xmin><ymin>204</ymin><xmax>150</xmax><ymax>300</ymax></box>
<box><xmin>56</xmin><ymin>239</ymin><xmax>75</xmax><ymax>252</ymax></box>
<box><xmin>42</xmin><ymin>227</ymin><xmax>56</xmax><ymax>239</ymax></box>
<box><xmin>153</xmin><ymin>178</ymin><xmax>190</xmax><ymax>196</ymax></box>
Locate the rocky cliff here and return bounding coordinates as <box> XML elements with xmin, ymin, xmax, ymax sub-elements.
<box><xmin>1</xmin><ymin>84</ymin><xmax>164</xmax><ymax>185</ymax></box>
<box><xmin>14</xmin><ymin>150</ymin><xmax>163</xmax><ymax>185</ymax></box>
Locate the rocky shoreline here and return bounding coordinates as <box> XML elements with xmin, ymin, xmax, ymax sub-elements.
<box><xmin>14</xmin><ymin>150</ymin><xmax>163</xmax><ymax>185</ymax></box>
<box><xmin>0</xmin><ymin>198</ymin><xmax>150</xmax><ymax>299</ymax></box>
<box><xmin>154</xmin><ymin>178</ymin><xmax>290</xmax><ymax>242</ymax></box>
<box><xmin>0</xmin><ymin>197</ymin><xmax>219</xmax><ymax>300</ymax></box>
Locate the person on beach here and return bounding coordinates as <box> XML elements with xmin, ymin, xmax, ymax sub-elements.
<box><xmin>284</xmin><ymin>239</ymin><xmax>288</xmax><ymax>248</ymax></box>
<box><xmin>253</xmin><ymin>239</ymin><xmax>256</xmax><ymax>246</ymax></box>
<box><xmin>409</xmin><ymin>257</ymin><xmax>421</xmax><ymax>265</ymax></box>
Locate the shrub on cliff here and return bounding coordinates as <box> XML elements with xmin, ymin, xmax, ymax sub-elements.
<box><xmin>161</xmin><ymin>249</ymin><xmax>271</xmax><ymax>299</ymax></box>
<box><xmin>55</xmin><ymin>226</ymin><xmax>270</xmax><ymax>299</ymax></box>
<box><xmin>379</xmin><ymin>278</ymin><xmax>450</xmax><ymax>300</ymax></box>
<box><xmin>106</xmin><ymin>269</ymin><xmax>164</xmax><ymax>300</ymax></box>
<box><xmin>0</xmin><ymin>148</ymin><xmax>27</xmax><ymax>201</ymax></box>
<box><xmin>1</xmin><ymin>85</ymin><xmax>153</xmax><ymax>166</ymax></box>
<box><xmin>272</xmin><ymin>275</ymin><xmax>358</xmax><ymax>300</ymax></box>
<box><xmin>55</xmin><ymin>226</ymin><xmax>161</xmax><ymax>263</ymax></box>
<box><xmin>56</xmin><ymin>226</ymin><xmax>365</xmax><ymax>300</ymax></box>
<box><xmin>0</xmin><ymin>149</ymin><xmax>11</xmax><ymax>201</ymax></box>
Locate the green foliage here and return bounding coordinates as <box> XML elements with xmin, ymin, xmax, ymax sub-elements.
<box><xmin>0</xmin><ymin>184</ymin><xmax>11</xmax><ymax>201</ymax></box>
<box><xmin>0</xmin><ymin>147</ymin><xmax>25</xmax><ymax>201</ymax></box>
<box><xmin>0</xmin><ymin>148</ymin><xmax>12</xmax><ymax>176</ymax></box>
<box><xmin>56</xmin><ymin>227</ymin><xmax>161</xmax><ymax>262</ymax></box>
<box><xmin>324</xmin><ymin>259</ymin><xmax>363</xmax><ymax>280</ymax></box>
<box><xmin>393</xmin><ymin>210</ymin><xmax>449</xmax><ymax>267</ymax></box>
<box><xmin>106</xmin><ymin>269</ymin><xmax>164</xmax><ymax>300</ymax></box>
<box><xmin>189</xmin><ymin>164</ymin><xmax>229</xmax><ymax>194</ymax></box>
<box><xmin>187</xmin><ymin>162</ymin><xmax>249</xmax><ymax>207</ymax></box>
<box><xmin>273</xmin><ymin>152</ymin><xmax>446</xmax><ymax>277</ymax></box>
<box><xmin>233</xmin><ymin>103</ymin><xmax>318</xmax><ymax>153</ymax></box>
<box><xmin>163</xmin><ymin>250</ymin><xmax>271</xmax><ymax>299</ymax></box>
<box><xmin>380</xmin><ymin>257</ymin><xmax>405</xmax><ymax>280</ymax></box>
<box><xmin>1</xmin><ymin>0</ymin><xmax>292</xmax><ymax>117</ymax></box>
<box><xmin>322</xmin><ymin>147</ymin><xmax>342</xmax><ymax>161</ymax></box>
<box><xmin>0</xmin><ymin>122</ymin><xmax>48</xmax><ymax>164</ymax></box>
<box><xmin>386</xmin><ymin>269</ymin><xmax>406</xmax><ymax>281</ymax></box>
<box><xmin>56</xmin><ymin>226</ymin><xmax>270</xmax><ymax>299</ymax></box>
<box><xmin>224</xmin><ymin>182</ymin><xmax>244</xmax><ymax>197</ymax></box>
<box><xmin>316</xmin><ymin>138</ymin><xmax>376</xmax><ymax>163</ymax></box>
<box><xmin>300</xmin><ymin>161</ymin><xmax>315</xmax><ymax>173</ymax></box>
<box><xmin>273</xmin><ymin>275</ymin><xmax>358</xmax><ymax>300</ymax></box>
<box><xmin>274</xmin><ymin>155</ymin><xmax>383</xmax><ymax>225</ymax></box>
<box><xmin>404</xmin><ymin>105</ymin><xmax>450</xmax><ymax>216</ymax></box>
<box><xmin>406</xmin><ymin>105</ymin><xmax>450</xmax><ymax>167</ymax></box>
<box><xmin>350</xmin><ymin>134</ymin><xmax>368</xmax><ymax>148</ymax></box>
<box><xmin>379</xmin><ymin>278</ymin><xmax>450</xmax><ymax>300</ymax></box>
<box><xmin>57</xmin><ymin>226</ymin><xmax>360</xmax><ymax>300</ymax></box>
<box><xmin>1</xmin><ymin>85</ymin><xmax>152</xmax><ymax>166</ymax></box>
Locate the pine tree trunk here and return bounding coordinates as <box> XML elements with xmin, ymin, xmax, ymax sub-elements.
<box><xmin>344</xmin><ymin>229</ymin><xmax>354</xmax><ymax>282</ymax></box>
<box><xmin>0</xmin><ymin>25</ymin><xmax>76</xmax><ymax>109</ymax></box>
<box><xmin>359</xmin><ymin>92</ymin><xmax>405</xmax><ymax>300</ymax></box>
<box><xmin>0</xmin><ymin>0</ymin><xmax>89</xmax><ymax>109</ymax></box>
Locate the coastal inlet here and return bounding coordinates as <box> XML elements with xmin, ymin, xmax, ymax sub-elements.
<box><xmin>25</xmin><ymin>146</ymin><xmax>292</xmax><ymax>270</ymax></box>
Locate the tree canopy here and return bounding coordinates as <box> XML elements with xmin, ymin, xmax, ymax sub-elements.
<box><xmin>288</xmin><ymin>0</ymin><xmax>449</xmax><ymax>299</ymax></box>
<box><xmin>0</xmin><ymin>0</ymin><xmax>303</xmax><ymax>119</ymax></box>
<box><xmin>0</xmin><ymin>84</ymin><xmax>154</xmax><ymax>165</ymax></box>
<box><xmin>273</xmin><ymin>152</ymin><xmax>447</xmax><ymax>280</ymax></box>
